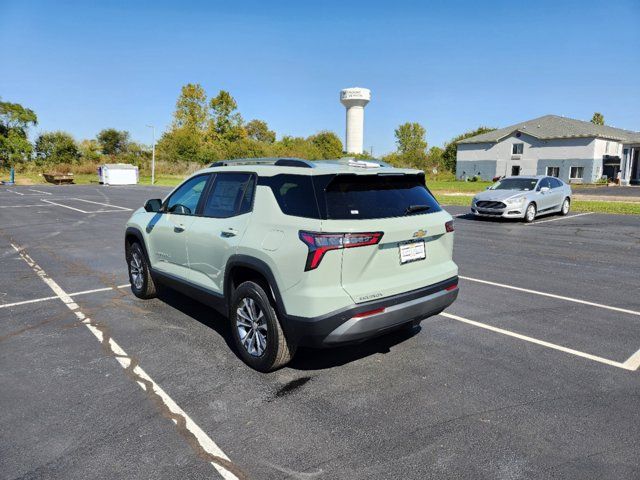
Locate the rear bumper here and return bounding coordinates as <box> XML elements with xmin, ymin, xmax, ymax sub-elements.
<box><xmin>282</xmin><ymin>277</ymin><xmax>458</xmax><ymax>347</ymax></box>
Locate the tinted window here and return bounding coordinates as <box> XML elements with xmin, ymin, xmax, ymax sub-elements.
<box><xmin>550</xmin><ymin>178</ymin><xmax>563</xmax><ymax>188</ymax></box>
<box><xmin>202</xmin><ymin>173</ymin><xmax>255</xmax><ymax>218</ymax></box>
<box><xmin>322</xmin><ymin>174</ymin><xmax>441</xmax><ymax>219</ymax></box>
<box><xmin>165</xmin><ymin>175</ymin><xmax>208</xmax><ymax>215</ymax></box>
<box><xmin>491</xmin><ymin>178</ymin><xmax>538</xmax><ymax>191</ymax></box>
<box><xmin>538</xmin><ymin>178</ymin><xmax>551</xmax><ymax>190</ymax></box>
<box><xmin>262</xmin><ymin>174</ymin><xmax>320</xmax><ymax>218</ymax></box>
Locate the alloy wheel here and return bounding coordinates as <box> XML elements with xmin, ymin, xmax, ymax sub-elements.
<box><xmin>236</xmin><ymin>297</ymin><xmax>267</xmax><ymax>357</ymax></box>
<box><xmin>526</xmin><ymin>204</ymin><xmax>536</xmax><ymax>222</ymax></box>
<box><xmin>130</xmin><ymin>251</ymin><xmax>144</xmax><ymax>290</ymax></box>
<box><xmin>562</xmin><ymin>199</ymin><xmax>570</xmax><ymax>214</ymax></box>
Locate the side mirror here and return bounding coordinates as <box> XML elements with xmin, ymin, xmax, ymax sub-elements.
<box><xmin>540</xmin><ymin>186</ymin><xmax>550</xmax><ymax>193</ymax></box>
<box><xmin>144</xmin><ymin>199</ymin><xmax>162</xmax><ymax>212</ymax></box>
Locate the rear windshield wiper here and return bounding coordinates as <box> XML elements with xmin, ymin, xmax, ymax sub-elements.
<box><xmin>405</xmin><ymin>204</ymin><xmax>431</xmax><ymax>215</ymax></box>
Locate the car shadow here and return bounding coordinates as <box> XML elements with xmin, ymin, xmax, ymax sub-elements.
<box><xmin>155</xmin><ymin>285</ymin><xmax>237</xmax><ymax>354</ymax></box>
<box><xmin>288</xmin><ymin>325</ymin><xmax>421</xmax><ymax>371</ymax></box>
<box><xmin>155</xmin><ymin>285</ymin><xmax>421</xmax><ymax>371</ymax></box>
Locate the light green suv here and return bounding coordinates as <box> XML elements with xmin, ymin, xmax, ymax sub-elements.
<box><xmin>125</xmin><ymin>158</ymin><xmax>458</xmax><ymax>371</ymax></box>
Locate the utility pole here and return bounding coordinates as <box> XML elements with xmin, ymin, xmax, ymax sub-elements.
<box><xmin>146</xmin><ymin>125</ymin><xmax>156</xmax><ymax>185</ymax></box>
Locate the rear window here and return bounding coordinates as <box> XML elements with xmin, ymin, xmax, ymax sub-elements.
<box><xmin>320</xmin><ymin>174</ymin><xmax>441</xmax><ymax>219</ymax></box>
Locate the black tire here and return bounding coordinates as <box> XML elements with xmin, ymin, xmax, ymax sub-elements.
<box><xmin>127</xmin><ymin>242</ymin><xmax>157</xmax><ymax>299</ymax></box>
<box><xmin>560</xmin><ymin>197</ymin><xmax>571</xmax><ymax>216</ymax></box>
<box><xmin>524</xmin><ymin>202</ymin><xmax>537</xmax><ymax>223</ymax></box>
<box><xmin>230</xmin><ymin>281</ymin><xmax>295</xmax><ymax>372</ymax></box>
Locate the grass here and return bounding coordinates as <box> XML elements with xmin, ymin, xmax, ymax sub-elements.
<box><xmin>436</xmin><ymin>194</ymin><xmax>640</xmax><ymax>215</ymax></box>
<box><xmin>427</xmin><ymin>180</ymin><xmax>493</xmax><ymax>192</ymax></box>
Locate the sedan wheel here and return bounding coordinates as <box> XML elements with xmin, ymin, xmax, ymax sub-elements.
<box><xmin>524</xmin><ymin>203</ymin><xmax>536</xmax><ymax>223</ymax></box>
<box><xmin>561</xmin><ymin>198</ymin><xmax>570</xmax><ymax>216</ymax></box>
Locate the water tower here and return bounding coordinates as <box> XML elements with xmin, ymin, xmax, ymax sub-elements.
<box><xmin>340</xmin><ymin>87</ymin><xmax>371</xmax><ymax>154</ymax></box>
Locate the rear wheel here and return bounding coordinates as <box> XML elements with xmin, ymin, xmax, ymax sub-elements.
<box><xmin>127</xmin><ymin>242</ymin><xmax>157</xmax><ymax>299</ymax></box>
<box><xmin>524</xmin><ymin>203</ymin><xmax>537</xmax><ymax>223</ymax></box>
<box><xmin>230</xmin><ymin>281</ymin><xmax>295</xmax><ymax>372</ymax></box>
<box><xmin>560</xmin><ymin>197</ymin><xmax>570</xmax><ymax>216</ymax></box>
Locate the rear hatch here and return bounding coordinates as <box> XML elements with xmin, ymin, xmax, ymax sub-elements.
<box><xmin>316</xmin><ymin>174</ymin><xmax>458</xmax><ymax>303</ymax></box>
<box><xmin>316</xmin><ymin>173</ymin><xmax>457</xmax><ymax>304</ymax></box>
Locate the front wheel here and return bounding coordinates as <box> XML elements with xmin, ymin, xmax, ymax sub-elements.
<box><xmin>560</xmin><ymin>197</ymin><xmax>570</xmax><ymax>216</ymax></box>
<box><xmin>230</xmin><ymin>281</ymin><xmax>296</xmax><ymax>372</ymax></box>
<box><xmin>127</xmin><ymin>242</ymin><xmax>157</xmax><ymax>299</ymax></box>
<box><xmin>524</xmin><ymin>203</ymin><xmax>537</xmax><ymax>223</ymax></box>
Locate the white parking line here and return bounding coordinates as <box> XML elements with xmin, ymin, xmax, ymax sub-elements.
<box><xmin>460</xmin><ymin>276</ymin><xmax>640</xmax><ymax>317</ymax></box>
<box><xmin>6</xmin><ymin>189</ymin><xmax>24</xmax><ymax>195</ymax></box>
<box><xmin>0</xmin><ymin>284</ymin><xmax>130</xmax><ymax>309</ymax></box>
<box><xmin>28</xmin><ymin>188</ymin><xmax>52</xmax><ymax>195</ymax></box>
<box><xmin>10</xmin><ymin>243</ymin><xmax>239</xmax><ymax>479</ymax></box>
<box><xmin>40</xmin><ymin>199</ymin><xmax>89</xmax><ymax>213</ymax></box>
<box><xmin>526</xmin><ymin>212</ymin><xmax>593</xmax><ymax>225</ymax></box>
<box><xmin>440</xmin><ymin>312</ymin><xmax>638</xmax><ymax>371</ymax></box>
<box><xmin>72</xmin><ymin>198</ymin><xmax>132</xmax><ymax>211</ymax></box>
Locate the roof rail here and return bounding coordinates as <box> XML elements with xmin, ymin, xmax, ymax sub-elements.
<box><xmin>209</xmin><ymin>157</ymin><xmax>314</xmax><ymax>168</ymax></box>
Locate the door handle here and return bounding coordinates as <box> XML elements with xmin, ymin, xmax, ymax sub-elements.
<box><xmin>174</xmin><ymin>224</ymin><xmax>186</xmax><ymax>233</ymax></box>
<box><xmin>221</xmin><ymin>227</ymin><xmax>237</xmax><ymax>237</ymax></box>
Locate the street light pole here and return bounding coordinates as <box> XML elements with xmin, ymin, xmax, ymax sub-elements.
<box><xmin>146</xmin><ymin>125</ymin><xmax>156</xmax><ymax>185</ymax></box>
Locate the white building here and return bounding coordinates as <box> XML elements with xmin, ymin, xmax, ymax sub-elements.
<box><xmin>456</xmin><ymin>115</ymin><xmax>640</xmax><ymax>185</ymax></box>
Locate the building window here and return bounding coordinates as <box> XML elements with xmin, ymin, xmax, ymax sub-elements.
<box><xmin>511</xmin><ymin>165</ymin><xmax>521</xmax><ymax>176</ymax></box>
<box><xmin>570</xmin><ymin>166</ymin><xmax>584</xmax><ymax>179</ymax></box>
<box><xmin>512</xmin><ymin>143</ymin><xmax>524</xmax><ymax>155</ymax></box>
<box><xmin>546</xmin><ymin>167</ymin><xmax>560</xmax><ymax>177</ymax></box>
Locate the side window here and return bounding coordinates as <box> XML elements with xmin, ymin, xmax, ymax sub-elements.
<box><xmin>202</xmin><ymin>173</ymin><xmax>255</xmax><ymax>218</ymax></box>
<box><xmin>550</xmin><ymin>178</ymin><xmax>562</xmax><ymax>188</ymax></box>
<box><xmin>165</xmin><ymin>175</ymin><xmax>209</xmax><ymax>215</ymax></box>
<box><xmin>538</xmin><ymin>178</ymin><xmax>551</xmax><ymax>190</ymax></box>
<box><xmin>261</xmin><ymin>174</ymin><xmax>320</xmax><ymax>218</ymax></box>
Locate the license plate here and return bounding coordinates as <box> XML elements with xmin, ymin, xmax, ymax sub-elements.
<box><xmin>399</xmin><ymin>240</ymin><xmax>426</xmax><ymax>264</ymax></box>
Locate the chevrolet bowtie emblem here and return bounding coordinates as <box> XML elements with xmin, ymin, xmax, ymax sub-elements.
<box><xmin>413</xmin><ymin>229</ymin><xmax>427</xmax><ymax>238</ymax></box>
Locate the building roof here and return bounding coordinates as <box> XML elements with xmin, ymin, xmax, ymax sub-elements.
<box><xmin>457</xmin><ymin>115</ymin><xmax>640</xmax><ymax>144</ymax></box>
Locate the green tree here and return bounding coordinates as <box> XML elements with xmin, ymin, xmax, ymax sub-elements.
<box><xmin>209</xmin><ymin>90</ymin><xmax>245</xmax><ymax>141</ymax></box>
<box><xmin>395</xmin><ymin>122</ymin><xmax>427</xmax><ymax>155</ymax></box>
<box><xmin>35</xmin><ymin>131</ymin><xmax>81</xmax><ymax>165</ymax></box>
<box><xmin>79</xmin><ymin>139</ymin><xmax>101</xmax><ymax>162</ymax></box>
<box><xmin>173</xmin><ymin>83</ymin><xmax>208</xmax><ymax>131</ymax></box>
<box><xmin>309</xmin><ymin>130</ymin><xmax>343</xmax><ymax>159</ymax></box>
<box><xmin>388</xmin><ymin>122</ymin><xmax>429</xmax><ymax>169</ymax></box>
<box><xmin>591</xmin><ymin>112</ymin><xmax>605</xmax><ymax>125</ymax></box>
<box><xmin>97</xmin><ymin>128</ymin><xmax>130</xmax><ymax>155</ymax></box>
<box><xmin>427</xmin><ymin>146</ymin><xmax>444</xmax><ymax>172</ymax></box>
<box><xmin>441</xmin><ymin>126</ymin><xmax>496</xmax><ymax>173</ymax></box>
<box><xmin>0</xmin><ymin>130</ymin><xmax>33</xmax><ymax>166</ymax></box>
<box><xmin>0</xmin><ymin>101</ymin><xmax>38</xmax><ymax>137</ymax></box>
<box><xmin>0</xmin><ymin>100</ymin><xmax>38</xmax><ymax>166</ymax></box>
<box><xmin>245</xmin><ymin>119</ymin><xmax>276</xmax><ymax>143</ymax></box>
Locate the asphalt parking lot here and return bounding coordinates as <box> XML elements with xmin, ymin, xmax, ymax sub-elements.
<box><xmin>1</xmin><ymin>184</ymin><xmax>639</xmax><ymax>480</ymax></box>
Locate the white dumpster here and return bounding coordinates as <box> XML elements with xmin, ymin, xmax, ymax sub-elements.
<box><xmin>98</xmin><ymin>164</ymin><xmax>139</xmax><ymax>185</ymax></box>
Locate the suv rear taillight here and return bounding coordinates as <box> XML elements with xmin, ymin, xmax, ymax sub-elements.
<box><xmin>299</xmin><ymin>231</ymin><xmax>384</xmax><ymax>271</ymax></box>
<box><xmin>445</xmin><ymin>220</ymin><xmax>454</xmax><ymax>233</ymax></box>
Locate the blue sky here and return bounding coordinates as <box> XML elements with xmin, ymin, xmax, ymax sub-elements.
<box><xmin>1</xmin><ymin>0</ymin><xmax>639</xmax><ymax>155</ymax></box>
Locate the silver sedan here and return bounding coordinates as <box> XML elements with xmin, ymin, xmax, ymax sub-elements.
<box><xmin>471</xmin><ymin>176</ymin><xmax>572</xmax><ymax>222</ymax></box>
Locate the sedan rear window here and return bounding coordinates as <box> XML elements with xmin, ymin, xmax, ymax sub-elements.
<box><xmin>320</xmin><ymin>174</ymin><xmax>441</xmax><ymax>219</ymax></box>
